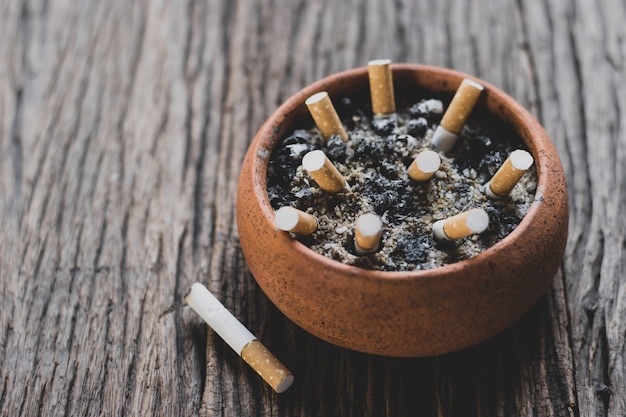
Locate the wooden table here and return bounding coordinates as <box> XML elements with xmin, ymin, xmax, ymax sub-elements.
<box><xmin>1</xmin><ymin>0</ymin><xmax>624</xmax><ymax>415</ymax></box>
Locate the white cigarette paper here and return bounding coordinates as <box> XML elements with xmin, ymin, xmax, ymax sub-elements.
<box><xmin>185</xmin><ymin>283</ymin><xmax>294</xmax><ymax>393</ymax></box>
<box><xmin>408</xmin><ymin>150</ymin><xmax>441</xmax><ymax>182</ymax></box>
<box><xmin>305</xmin><ymin>92</ymin><xmax>349</xmax><ymax>142</ymax></box>
<box><xmin>431</xmin><ymin>79</ymin><xmax>484</xmax><ymax>152</ymax></box>
<box><xmin>275</xmin><ymin>206</ymin><xmax>318</xmax><ymax>236</ymax></box>
<box><xmin>302</xmin><ymin>150</ymin><xmax>346</xmax><ymax>193</ymax></box>
<box><xmin>432</xmin><ymin>208</ymin><xmax>489</xmax><ymax>242</ymax></box>
<box><xmin>368</xmin><ymin>59</ymin><xmax>396</xmax><ymax>115</ymax></box>
<box><xmin>485</xmin><ymin>149</ymin><xmax>534</xmax><ymax>199</ymax></box>
<box><xmin>355</xmin><ymin>213</ymin><xmax>382</xmax><ymax>254</ymax></box>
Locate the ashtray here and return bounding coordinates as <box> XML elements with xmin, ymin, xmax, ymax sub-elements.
<box><xmin>236</xmin><ymin>63</ymin><xmax>568</xmax><ymax>357</ymax></box>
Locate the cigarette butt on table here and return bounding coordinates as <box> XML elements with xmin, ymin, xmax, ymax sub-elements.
<box><xmin>305</xmin><ymin>92</ymin><xmax>349</xmax><ymax>142</ymax></box>
<box><xmin>355</xmin><ymin>213</ymin><xmax>382</xmax><ymax>254</ymax></box>
<box><xmin>408</xmin><ymin>150</ymin><xmax>441</xmax><ymax>182</ymax></box>
<box><xmin>185</xmin><ymin>283</ymin><xmax>294</xmax><ymax>393</ymax></box>
<box><xmin>432</xmin><ymin>208</ymin><xmax>489</xmax><ymax>242</ymax></box>
<box><xmin>240</xmin><ymin>340</ymin><xmax>293</xmax><ymax>393</ymax></box>
<box><xmin>368</xmin><ymin>59</ymin><xmax>396</xmax><ymax>115</ymax></box>
<box><xmin>302</xmin><ymin>150</ymin><xmax>346</xmax><ymax>193</ymax></box>
<box><xmin>431</xmin><ymin>79</ymin><xmax>484</xmax><ymax>152</ymax></box>
<box><xmin>275</xmin><ymin>206</ymin><xmax>318</xmax><ymax>236</ymax></box>
<box><xmin>484</xmin><ymin>149</ymin><xmax>534</xmax><ymax>199</ymax></box>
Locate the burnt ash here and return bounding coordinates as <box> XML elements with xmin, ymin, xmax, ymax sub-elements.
<box><xmin>266</xmin><ymin>97</ymin><xmax>536</xmax><ymax>271</ymax></box>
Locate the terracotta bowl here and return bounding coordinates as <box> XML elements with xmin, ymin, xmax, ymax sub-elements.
<box><xmin>236</xmin><ymin>64</ymin><xmax>568</xmax><ymax>357</ymax></box>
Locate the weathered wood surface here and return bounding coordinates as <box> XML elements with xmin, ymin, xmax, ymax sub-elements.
<box><xmin>1</xmin><ymin>0</ymin><xmax>624</xmax><ymax>415</ymax></box>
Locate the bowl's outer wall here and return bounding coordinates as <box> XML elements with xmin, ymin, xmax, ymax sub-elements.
<box><xmin>236</xmin><ymin>65</ymin><xmax>568</xmax><ymax>357</ymax></box>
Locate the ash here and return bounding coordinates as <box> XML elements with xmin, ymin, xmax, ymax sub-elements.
<box><xmin>266</xmin><ymin>97</ymin><xmax>537</xmax><ymax>271</ymax></box>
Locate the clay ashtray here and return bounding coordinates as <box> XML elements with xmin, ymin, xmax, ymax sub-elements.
<box><xmin>236</xmin><ymin>64</ymin><xmax>568</xmax><ymax>357</ymax></box>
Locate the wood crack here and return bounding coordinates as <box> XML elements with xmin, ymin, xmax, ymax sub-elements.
<box><xmin>190</xmin><ymin>72</ymin><xmax>211</xmax><ymax>256</ymax></box>
<box><xmin>0</xmin><ymin>375</ymin><xmax>7</xmax><ymax>411</ymax></box>
<box><xmin>514</xmin><ymin>0</ymin><xmax>543</xmax><ymax>121</ymax></box>
<box><xmin>121</xmin><ymin>294</ymin><xmax>145</xmax><ymax>417</ymax></box>
<box><xmin>62</xmin><ymin>362</ymin><xmax>78</xmax><ymax>417</ymax></box>
<box><xmin>174</xmin><ymin>226</ymin><xmax>188</xmax><ymax>416</ymax></box>
<box><xmin>115</xmin><ymin>3</ymin><xmax>148</xmax><ymax>194</ymax></box>
<box><xmin>9</xmin><ymin>87</ymin><xmax>24</xmax><ymax>217</ymax></box>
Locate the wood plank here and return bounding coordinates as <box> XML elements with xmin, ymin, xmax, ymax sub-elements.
<box><xmin>1</xmin><ymin>0</ymin><xmax>624</xmax><ymax>415</ymax></box>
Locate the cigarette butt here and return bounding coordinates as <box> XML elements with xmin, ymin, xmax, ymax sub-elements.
<box><xmin>368</xmin><ymin>59</ymin><xmax>396</xmax><ymax>115</ymax></box>
<box><xmin>430</xmin><ymin>126</ymin><xmax>459</xmax><ymax>153</ymax></box>
<box><xmin>485</xmin><ymin>150</ymin><xmax>534</xmax><ymax>199</ymax></box>
<box><xmin>241</xmin><ymin>340</ymin><xmax>294</xmax><ymax>394</ymax></box>
<box><xmin>302</xmin><ymin>150</ymin><xmax>346</xmax><ymax>193</ymax></box>
<box><xmin>408</xmin><ymin>150</ymin><xmax>441</xmax><ymax>182</ymax></box>
<box><xmin>432</xmin><ymin>79</ymin><xmax>484</xmax><ymax>152</ymax></box>
<box><xmin>275</xmin><ymin>206</ymin><xmax>318</xmax><ymax>236</ymax></box>
<box><xmin>440</xmin><ymin>79</ymin><xmax>484</xmax><ymax>133</ymax></box>
<box><xmin>185</xmin><ymin>283</ymin><xmax>294</xmax><ymax>393</ymax></box>
<box><xmin>305</xmin><ymin>92</ymin><xmax>348</xmax><ymax>142</ymax></box>
<box><xmin>355</xmin><ymin>213</ymin><xmax>382</xmax><ymax>254</ymax></box>
<box><xmin>432</xmin><ymin>208</ymin><xmax>489</xmax><ymax>242</ymax></box>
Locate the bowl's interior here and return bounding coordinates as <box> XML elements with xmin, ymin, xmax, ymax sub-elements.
<box><xmin>253</xmin><ymin>64</ymin><xmax>548</xmax><ymax>276</ymax></box>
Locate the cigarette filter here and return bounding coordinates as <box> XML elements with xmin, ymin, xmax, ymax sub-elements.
<box><xmin>432</xmin><ymin>208</ymin><xmax>489</xmax><ymax>242</ymax></box>
<box><xmin>305</xmin><ymin>92</ymin><xmax>349</xmax><ymax>142</ymax></box>
<box><xmin>275</xmin><ymin>206</ymin><xmax>318</xmax><ymax>236</ymax></box>
<box><xmin>355</xmin><ymin>213</ymin><xmax>382</xmax><ymax>254</ymax></box>
<box><xmin>368</xmin><ymin>59</ymin><xmax>396</xmax><ymax>115</ymax></box>
<box><xmin>408</xmin><ymin>150</ymin><xmax>441</xmax><ymax>182</ymax></box>
<box><xmin>302</xmin><ymin>150</ymin><xmax>346</xmax><ymax>193</ymax></box>
<box><xmin>185</xmin><ymin>283</ymin><xmax>294</xmax><ymax>393</ymax></box>
<box><xmin>485</xmin><ymin>149</ymin><xmax>534</xmax><ymax>199</ymax></box>
<box><xmin>431</xmin><ymin>79</ymin><xmax>484</xmax><ymax>152</ymax></box>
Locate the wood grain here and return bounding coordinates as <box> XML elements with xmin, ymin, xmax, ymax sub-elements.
<box><xmin>1</xmin><ymin>0</ymin><xmax>624</xmax><ymax>415</ymax></box>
